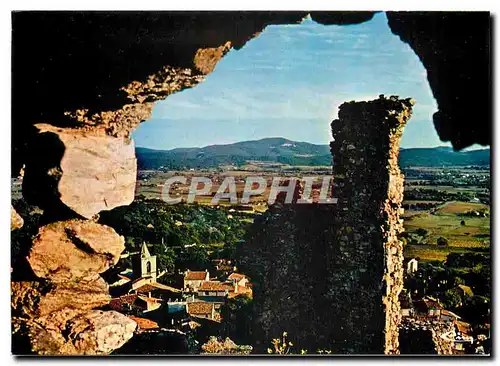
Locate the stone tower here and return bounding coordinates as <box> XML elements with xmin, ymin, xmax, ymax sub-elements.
<box><xmin>239</xmin><ymin>96</ymin><xmax>413</xmax><ymax>354</ymax></box>
<box><xmin>133</xmin><ymin>243</ymin><xmax>157</xmax><ymax>281</ymax></box>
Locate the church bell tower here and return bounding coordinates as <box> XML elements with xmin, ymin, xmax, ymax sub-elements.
<box><xmin>133</xmin><ymin>242</ymin><xmax>157</xmax><ymax>281</ymax></box>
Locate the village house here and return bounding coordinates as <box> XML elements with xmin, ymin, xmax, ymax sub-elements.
<box><xmin>166</xmin><ymin>298</ymin><xmax>189</xmax><ymax>314</ymax></box>
<box><xmin>184</xmin><ymin>270</ymin><xmax>210</xmax><ymax>292</ymax></box>
<box><xmin>109</xmin><ymin>294</ymin><xmax>163</xmax><ymax>314</ymax></box>
<box><xmin>440</xmin><ymin>309</ymin><xmax>462</xmax><ymax>323</ymax></box>
<box><xmin>413</xmin><ymin>296</ymin><xmax>443</xmax><ymax>318</ymax></box>
<box><xmin>227</xmin><ymin>273</ymin><xmax>249</xmax><ymax>289</ymax></box>
<box><xmin>399</xmin><ymin>292</ymin><xmax>414</xmax><ymax>317</ymax></box>
<box><xmin>187</xmin><ymin>301</ymin><xmax>218</xmax><ymax>321</ymax></box>
<box><xmin>454</xmin><ymin>320</ymin><xmax>474</xmax><ymax>351</ymax></box>
<box><xmin>109</xmin><ymin>273</ymin><xmax>132</xmax><ymax>288</ymax></box>
<box><xmin>212</xmin><ymin>259</ymin><xmax>236</xmax><ymax>277</ymax></box>
<box><xmin>132</xmin><ymin>281</ymin><xmax>182</xmax><ymax>300</ymax></box>
<box><xmin>197</xmin><ymin>281</ymin><xmax>232</xmax><ymax>297</ymax></box>
<box><xmin>227</xmin><ymin>273</ymin><xmax>253</xmax><ymax>298</ymax></box>
<box><xmin>196</xmin><ymin>281</ymin><xmax>232</xmax><ymax>309</ymax></box>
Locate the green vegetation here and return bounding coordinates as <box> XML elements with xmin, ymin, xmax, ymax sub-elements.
<box><xmin>403</xmin><ymin>201</ymin><xmax>490</xmax><ymax>261</ymax></box>
<box><xmin>220</xmin><ymin>296</ymin><xmax>254</xmax><ymax>345</ymax></box>
<box><xmin>99</xmin><ymin>198</ymin><xmax>251</xmax><ymax>274</ymax></box>
<box><xmin>402</xmin><ymin>164</ymin><xmax>490</xmax><ymax>333</ymax></box>
<box><xmin>136</xmin><ymin>138</ymin><xmax>332</xmax><ymax>169</ymax></box>
<box><xmin>436</xmin><ymin>237</ymin><xmax>449</xmax><ymax>247</ymax></box>
<box><xmin>405</xmin><ymin>252</ymin><xmax>490</xmax><ymax>325</ymax></box>
<box><xmin>398</xmin><ymin>147</ymin><xmax>490</xmax><ymax>168</ymax></box>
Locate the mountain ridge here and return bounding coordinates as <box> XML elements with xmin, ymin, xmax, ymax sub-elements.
<box><xmin>136</xmin><ymin>138</ymin><xmax>490</xmax><ymax>169</ymax></box>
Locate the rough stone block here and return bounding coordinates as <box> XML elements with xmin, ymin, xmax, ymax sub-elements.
<box><xmin>23</xmin><ymin>124</ymin><xmax>136</xmax><ymax>219</ymax></box>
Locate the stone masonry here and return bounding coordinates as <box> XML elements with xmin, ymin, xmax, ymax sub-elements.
<box><xmin>327</xmin><ymin>95</ymin><xmax>413</xmax><ymax>353</ymax></box>
<box><xmin>240</xmin><ymin>96</ymin><xmax>413</xmax><ymax>354</ymax></box>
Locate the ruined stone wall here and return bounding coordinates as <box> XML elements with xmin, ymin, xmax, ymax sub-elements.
<box><xmin>240</xmin><ymin>96</ymin><xmax>412</xmax><ymax>354</ymax></box>
<box><xmin>238</xmin><ymin>203</ymin><xmax>335</xmax><ymax>352</ymax></box>
<box><xmin>400</xmin><ymin>318</ymin><xmax>454</xmax><ymax>355</ymax></box>
<box><xmin>327</xmin><ymin>96</ymin><xmax>413</xmax><ymax>354</ymax></box>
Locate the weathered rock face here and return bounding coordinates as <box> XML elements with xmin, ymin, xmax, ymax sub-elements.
<box><xmin>12</xmin><ymin>277</ymin><xmax>110</xmax><ymax>319</ymax></box>
<box><xmin>24</xmin><ymin>310</ymin><xmax>136</xmax><ymax>355</ymax></box>
<box><xmin>387</xmin><ymin>12</ymin><xmax>490</xmax><ymax>150</ymax></box>
<box><xmin>240</xmin><ymin>96</ymin><xmax>412</xmax><ymax>354</ymax></box>
<box><xmin>12</xmin><ymin>218</ymin><xmax>131</xmax><ymax>355</ymax></box>
<box><xmin>59</xmin><ymin>310</ymin><xmax>137</xmax><ymax>355</ymax></box>
<box><xmin>11</xmin><ymin>275</ymin><xmax>136</xmax><ymax>355</ymax></box>
<box><xmin>27</xmin><ymin>219</ymin><xmax>124</xmax><ymax>282</ymax></box>
<box><xmin>239</xmin><ymin>204</ymin><xmax>334</xmax><ymax>352</ymax></box>
<box><xmin>23</xmin><ymin>124</ymin><xmax>136</xmax><ymax>219</ymax></box>
<box><xmin>11</xmin><ymin>206</ymin><xmax>24</xmax><ymax>231</ymax></box>
<box><xmin>327</xmin><ymin>95</ymin><xmax>412</xmax><ymax>354</ymax></box>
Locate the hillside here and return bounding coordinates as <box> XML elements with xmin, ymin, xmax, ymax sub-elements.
<box><xmin>398</xmin><ymin>147</ymin><xmax>490</xmax><ymax>167</ymax></box>
<box><xmin>136</xmin><ymin>138</ymin><xmax>490</xmax><ymax>169</ymax></box>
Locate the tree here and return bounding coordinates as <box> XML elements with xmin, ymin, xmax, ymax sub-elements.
<box><xmin>415</xmin><ymin>228</ymin><xmax>429</xmax><ymax>238</ymax></box>
<box><xmin>437</xmin><ymin>237</ymin><xmax>449</xmax><ymax>246</ymax></box>
<box><xmin>220</xmin><ymin>295</ymin><xmax>254</xmax><ymax>344</ymax></box>
<box><xmin>461</xmin><ymin>295</ymin><xmax>490</xmax><ymax>323</ymax></box>
<box><xmin>443</xmin><ymin>288</ymin><xmax>462</xmax><ymax>309</ymax></box>
<box><xmin>157</xmin><ymin>247</ymin><xmax>176</xmax><ymax>273</ymax></box>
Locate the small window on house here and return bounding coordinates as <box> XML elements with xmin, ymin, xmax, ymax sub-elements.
<box><xmin>146</xmin><ymin>261</ymin><xmax>151</xmax><ymax>273</ymax></box>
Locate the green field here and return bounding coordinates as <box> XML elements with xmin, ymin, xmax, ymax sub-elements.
<box><xmin>403</xmin><ymin>201</ymin><xmax>490</xmax><ymax>262</ymax></box>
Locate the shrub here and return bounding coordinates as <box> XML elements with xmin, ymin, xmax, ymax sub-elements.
<box><xmin>437</xmin><ymin>237</ymin><xmax>449</xmax><ymax>246</ymax></box>
<box><xmin>415</xmin><ymin>228</ymin><xmax>429</xmax><ymax>237</ymax></box>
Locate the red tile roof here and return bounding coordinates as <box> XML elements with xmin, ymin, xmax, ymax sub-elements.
<box><xmin>187</xmin><ymin>301</ymin><xmax>214</xmax><ymax>315</ymax></box>
<box><xmin>441</xmin><ymin>310</ymin><xmax>461</xmax><ymax>319</ymax></box>
<box><xmin>185</xmin><ymin>271</ymin><xmax>208</xmax><ymax>281</ymax></box>
<box><xmin>198</xmin><ymin>281</ymin><xmax>232</xmax><ymax>292</ymax></box>
<box><xmin>128</xmin><ymin>316</ymin><xmax>159</xmax><ymax>330</ymax></box>
<box><xmin>228</xmin><ymin>273</ymin><xmax>246</xmax><ymax>281</ymax></box>
<box><xmin>456</xmin><ymin>320</ymin><xmax>472</xmax><ymax>335</ymax></box>
<box><xmin>109</xmin><ymin>294</ymin><xmax>138</xmax><ymax>311</ymax></box>
<box><xmin>137</xmin><ymin>295</ymin><xmax>162</xmax><ymax>304</ymax></box>
<box><xmin>135</xmin><ymin>282</ymin><xmax>182</xmax><ymax>294</ymax></box>
<box><xmin>423</xmin><ymin>298</ymin><xmax>443</xmax><ymax>310</ymax></box>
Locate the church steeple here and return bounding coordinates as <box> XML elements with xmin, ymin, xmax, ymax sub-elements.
<box><xmin>133</xmin><ymin>242</ymin><xmax>157</xmax><ymax>281</ymax></box>
<box><xmin>141</xmin><ymin>242</ymin><xmax>151</xmax><ymax>258</ymax></box>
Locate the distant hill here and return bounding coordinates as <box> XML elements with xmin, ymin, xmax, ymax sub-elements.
<box><xmin>136</xmin><ymin>137</ymin><xmax>332</xmax><ymax>169</ymax></box>
<box><xmin>136</xmin><ymin>138</ymin><xmax>490</xmax><ymax>169</ymax></box>
<box><xmin>399</xmin><ymin>146</ymin><xmax>490</xmax><ymax>168</ymax></box>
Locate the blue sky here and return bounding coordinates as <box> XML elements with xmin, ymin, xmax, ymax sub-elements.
<box><xmin>133</xmin><ymin>12</ymin><xmax>445</xmax><ymax>150</ymax></box>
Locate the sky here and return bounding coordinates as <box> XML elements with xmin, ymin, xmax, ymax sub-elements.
<box><xmin>133</xmin><ymin>12</ymin><xmax>447</xmax><ymax>150</ymax></box>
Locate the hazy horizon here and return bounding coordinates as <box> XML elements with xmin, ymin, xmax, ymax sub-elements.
<box><xmin>135</xmin><ymin>136</ymin><xmax>489</xmax><ymax>152</ymax></box>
